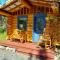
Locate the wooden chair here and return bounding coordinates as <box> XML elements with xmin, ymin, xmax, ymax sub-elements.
<box><xmin>45</xmin><ymin>38</ymin><xmax>52</xmax><ymax>49</ymax></box>
<box><xmin>19</xmin><ymin>30</ymin><xmax>27</xmax><ymax>43</ymax></box>
<box><xmin>10</xmin><ymin>29</ymin><xmax>20</xmax><ymax>42</ymax></box>
<box><xmin>38</xmin><ymin>34</ymin><xmax>52</xmax><ymax>49</ymax></box>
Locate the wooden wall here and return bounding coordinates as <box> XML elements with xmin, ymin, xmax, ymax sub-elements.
<box><xmin>6</xmin><ymin>2</ymin><xmax>60</xmax><ymax>44</ymax></box>
<box><xmin>7</xmin><ymin>16</ymin><xmax>17</xmax><ymax>39</ymax></box>
<box><xmin>57</xmin><ymin>17</ymin><xmax>60</xmax><ymax>42</ymax></box>
<box><xmin>45</xmin><ymin>16</ymin><xmax>60</xmax><ymax>45</ymax></box>
<box><xmin>7</xmin><ymin>14</ymin><xmax>33</xmax><ymax>42</ymax></box>
<box><xmin>27</xmin><ymin>14</ymin><xmax>33</xmax><ymax>42</ymax></box>
<box><xmin>7</xmin><ymin>13</ymin><xmax>60</xmax><ymax>45</ymax></box>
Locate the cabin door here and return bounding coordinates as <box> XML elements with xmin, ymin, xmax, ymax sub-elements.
<box><xmin>32</xmin><ymin>13</ymin><xmax>46</xmax><ymax>42</ymax></box>
<box><xmin>0</xmin><ymin>16</ymin><xmax>7</xmax><ymax>41</ymax></box>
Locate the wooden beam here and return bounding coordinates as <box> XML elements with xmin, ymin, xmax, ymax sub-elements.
<box><xmin>47</xmin><ymin>13</ymin><xmax>60</xmax><ymax>16</ymax></box>
<box><xmin>9</xmin><ymin>4</ymin><xmax>22</xmax><ymax>12</ymax></box>
<box><xmin>22</xmin><ymin>0</ymin><xmax>33</xmax><ymax>7</ymax></box>
<box><xmin>9</xmin><ymin>0</ymin><xmax>32</xmax><ymax>12</ymax></box>
<box><xmin>10</xmin><ymin>0</ymin><xmax>52</xmax><ymax>12</ymax></box>
<box><xmin>31</xmin><ymin>1</ymin><xmax>51</xmax><ymax>7</ymax></box>
<box><xmin>9</xmin><ymin>3</ymin><xmax>31</xmax><ymax>12</ymax></box>
<box><xmin>0</xmin><ymin>10</ymin><xmax>12</xmax><ymax>16</ymax></box>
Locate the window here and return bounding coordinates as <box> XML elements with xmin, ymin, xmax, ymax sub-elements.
<box><xmin>18</xmin><ymin>16</ymin><xmax>27</xmax><ymax>31</ymax></box>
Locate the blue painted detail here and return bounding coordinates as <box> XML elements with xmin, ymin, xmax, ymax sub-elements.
<box><xmin>32</xmin><ymin>32</ymin><xmax>40</xmax><ymax>42</ymax></box>
<box><xmin>32</xmin><ymin>13</ymin><xmax>47</xmax><ymax>42</ymax></box>
<box><xmin>34</xmin><ymin>13</ymin><xmax>47</xmax><ymax>34</ymax></box>
<box><xmin>0</xmin><ymin>0</ymin><xmax>7</xmax><ymax>5</ymax></box>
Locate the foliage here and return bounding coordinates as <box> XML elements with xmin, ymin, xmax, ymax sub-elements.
<box><xmin>0</xmin><ymin>27</ymin><xmax>5</xmax><ymax>33</ymax></box>
<box><xmin>0</xmin><ymin>16</ymin><xmax>7</xmax><ymax>41</ymax></box>
<box><xmin>0</xmin><ymin>32</ymin><xmax>7</xmax><ymax>41</ymax></box>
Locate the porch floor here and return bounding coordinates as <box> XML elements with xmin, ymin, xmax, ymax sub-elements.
<box><xmin>0</xmin><ymin>40</ymin><xmax>55</xmax><ymax>60</ymax></box>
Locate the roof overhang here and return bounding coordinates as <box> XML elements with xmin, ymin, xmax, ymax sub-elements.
<box><xmin>0</xmin><ymin>9</ymin><xmax>12</xmax><ymax>16</ymax></box>
<box><xmin>0</xmin><ymin>0</ymin><xmax>59</xmax><ymax>16</ymax></box>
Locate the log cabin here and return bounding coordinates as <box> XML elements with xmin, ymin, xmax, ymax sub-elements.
<box><xmin>0</xmin><ymin>0</ymin><xmax>60</xmax><ymax>47</ymax></box>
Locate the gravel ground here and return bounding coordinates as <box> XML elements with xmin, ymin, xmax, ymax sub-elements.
<box><xmin>55</xmin><ymin>48</ymin><xmax>60</xmax><ymax>60</ymax></box>
<box><xmin>0</xmin><ymin>46</ymin><xmax>41</xmax><ymax>60</ymax></box>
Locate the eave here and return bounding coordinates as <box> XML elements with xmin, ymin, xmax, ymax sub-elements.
<box><xmin>0</xmin><ymin>9</ymin><xmax>12</xmax><ymax>16</ymax></box>
<box><xmin>31</xmin><ymin>1</ymin><xmax>51</xmax><ymax>7</ymax></box>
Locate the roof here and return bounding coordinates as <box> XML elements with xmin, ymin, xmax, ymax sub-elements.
<box><xmin>0</xmin><ymin>0</ymin><xmax>59</xmax><ymax>16</ymax></box>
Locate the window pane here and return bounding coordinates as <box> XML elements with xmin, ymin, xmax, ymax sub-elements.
<box><xmin>17</xmin><ymin>16</ymin><xmax>27</xmax><ymax>31</ymax></box>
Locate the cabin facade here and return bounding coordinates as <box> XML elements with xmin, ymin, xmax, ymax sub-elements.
<box><xmin>0</xmin><ymin>0</ymin><xmax>60</xmax><ymax>46</ymax></box>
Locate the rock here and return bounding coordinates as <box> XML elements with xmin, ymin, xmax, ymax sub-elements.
<box><xmin>6</xmin><ymin>47</ymin><xmax>16</xmax><ymax>53</ymax></box>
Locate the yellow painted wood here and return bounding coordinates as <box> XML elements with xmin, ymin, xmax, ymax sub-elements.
<box><xmin>0</xmin><ymin>10</ymin><xmax>11</xmax><ymax>16</ymax></box>
<box><xmin>27</xmin><ymin>14</ymin><xmax>33</xmax><ymax>42</ymax></box>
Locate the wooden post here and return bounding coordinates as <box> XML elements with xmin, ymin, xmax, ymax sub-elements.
<box><xmin>27</xmin><ymin>14</ymin><xmax>33</xmax><ymax>42</ymax></box>
<box><xmin>7</xmin><ymin>16</ymin><xmax>17</xmax><ymax>40</ymax></box>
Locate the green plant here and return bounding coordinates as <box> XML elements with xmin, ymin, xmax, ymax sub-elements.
<box><xmin>0</xmin><ymin>28</ymin><xmax>5</xmax><ymax>33</ymax></box>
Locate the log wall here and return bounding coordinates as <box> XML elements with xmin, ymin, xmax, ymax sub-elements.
<box><xmin>27</xmin><ymin>14</ymin><xmax>33</xmax><ymax>42</ymax></box>
<box><xmin>7</xmin><ymin>16</ymin><xmax>17</xmax><ymax>39</ymax></box>
<box><xmin>57</xmin><ymin>17</ymin><xmax>60</xmax><ymax>42</ymax></box>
